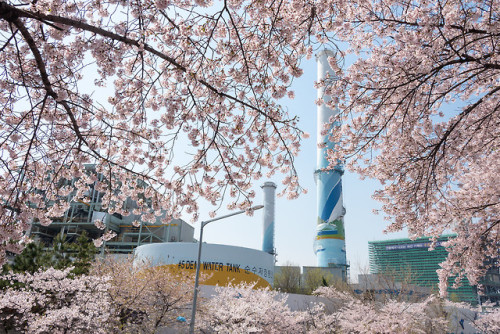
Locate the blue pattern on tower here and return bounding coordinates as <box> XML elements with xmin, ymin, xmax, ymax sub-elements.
<box><xmin>314</xmin><ymin>50</ymin><xmax>347</xmax><ymax>269</ymax></box>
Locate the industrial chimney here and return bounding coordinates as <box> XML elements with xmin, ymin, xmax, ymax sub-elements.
<box><xmin>261</xmin><ymin>181</ymin><xmax>277</xmax><ymax>255</ymax></box>
<box><xmin>314</xmin><ymin>50</ymin><xmax>347</xmax><ymax>271</ymax></box>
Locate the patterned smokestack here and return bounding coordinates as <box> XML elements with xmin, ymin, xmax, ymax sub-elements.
<box><xmin>261</xmin><ymin>181</ymin><xmax>277</xmax><ymax>254</ymax></box>
<box><xmin>314</xmin><ymin>50</ymin><xmax>347</xmax><ymax>268</ymax></box>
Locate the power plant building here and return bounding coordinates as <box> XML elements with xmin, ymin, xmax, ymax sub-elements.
<box><xmin>29</xmin><ymin>165</ymin><xmax>195</xmax><ymax>253</ymax></box>
<box><xmin>28</xmin><ymin>163</ymin><xmax>277</xmax><ymax>288</ymax></box>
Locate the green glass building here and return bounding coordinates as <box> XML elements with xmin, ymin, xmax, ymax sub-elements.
<box><xmin>369</xmin><ymin>235</ymin><xmax>478</xmax><ymax>304</ymax></box>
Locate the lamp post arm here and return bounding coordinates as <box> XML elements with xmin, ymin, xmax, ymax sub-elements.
<box><xmin>188</xmin><ymin>204</ymin><xmax>264</xmax><ymax>334</ymax></box>
<box><xmin>202</xmin><ymin>205</ymin><xmax>264</xmax><ymax>228</ymax></box>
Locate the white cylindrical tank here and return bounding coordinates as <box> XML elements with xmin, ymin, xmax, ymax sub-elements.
<box><xmin>261</xmin><ymin>181</ymin><xmax>277</xmax><ymax>254</ymax></box>
<box><xmin>134</xmin><ymin>242</ymin><xmax>275</xmax><ymax>288</ymax></box>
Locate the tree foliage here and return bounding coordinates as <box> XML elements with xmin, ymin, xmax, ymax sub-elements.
<box><xmin>321</xmin><ymin>0</ymin><xmax>500</xmax><ymax>292</ymax></box>
<box><xmin>302</xmin><ymin>268</ymin><xmax>336</xmax><ymax>295</ymax></box>
<box><xmin>0</xmin><ymin>257</ymin><xmax>194</xmax><ymax>333</ymax></box>
<box><xmin>273</xmin><ymin>263</ymin><xmax>301</xmax><ymax>294</ymax></box>
<box><xmin>65</xmin><ymin>231</ymin><xmax>98</xmax><ymax>275</ymax></box>
<box><xmin>90</xmin><ymin>256</ymin><xmax>194</xmax><ymax>332</ymax></box>
<box><xmin>1</xmin><ymin>241</ymin><xmax>52</xmax><ymax>275</ymax></box>
<box><xmin>3</xmin><ymin>231</ymin><xmax>97</xmax><ymax>275</ymax></box>
<box><xmin>0</xmin><ymin>0</ymin><xmax>318</xmax><ymax>264</ymax></box>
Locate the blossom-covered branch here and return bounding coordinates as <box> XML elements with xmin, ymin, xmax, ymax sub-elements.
<box><xmin>0</xmin><ymin>0</ymin><xmax>336</xmax><ymax>263</ymax></box>
<box><xmin>322</xmin><ymin>0</ymin><xmax>499</xmax><ymax>292</ymax></box>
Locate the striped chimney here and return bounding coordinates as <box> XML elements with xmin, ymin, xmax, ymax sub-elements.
<box><xmin>314</xmin><ymin>50</ymin><xmax>347</xmax><ymax>268</ymax></box>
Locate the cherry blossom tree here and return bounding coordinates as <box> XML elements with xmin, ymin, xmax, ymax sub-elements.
<box><xmin>0</xmin><ymin>257</ymin><xmax>197</xmax><ymax>333</ymax></box>
<box><xmin>202</xmin><ymin>283</ymin><xmax>491</xmax><ymax>333</ymax></box>
<box><xmin>0</xmin><ymin>267</ymin><xmax>112</xmax><ymax>333</ymax></box>
<box><xmin>90</xmin><ymin>256</ymin><xmax>195</xmax><ymax>332</ymax></box>
<box><xmin>315</xmin><ymin>286</ymin><xmax>450</xmax><ymax>333</ymax></box>
<box><xmin>472</xmin><ymin>306</ymin><xmax>500</xmax><ymax>333</ymax></box>
<box><xmin>0</xmin><ymin>0</ymin><xmax>330</xmax><ymax>263</ymax></box>
<box><xmin>320</xmin><ymin>0</ymin><xmax>500</xmax><ymax>292</ymax></box>
<box><xmin>3</xmin><ymin>271</ymin><xmax>497</xmax><ymax>333</ymax></box>
<box><xmin>0</xmin><ymin>0</ymin><xmax>496</xmax><ymax>295</ymax></box>
<box><xmin>200</xmin><ymin>282</ymin><xmax>312</xmax><ymax>333</ymax></box>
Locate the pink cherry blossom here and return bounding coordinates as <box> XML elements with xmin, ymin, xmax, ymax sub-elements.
<box><xmin>0</xmin><ymin>267</ymin><xmax>112</xmax><ymax>333</ymax></box>
<box><xmin>0</xmin><ymin>0</ymin><xmax>497</xmax><ymax>294</ymax></box>
<box><xmin>0</xmin><ymin>0</ymin><xmax>312</xmax><ymax>262</ymax></box>
<box><xmin>319</xmin><ymin>0</ymin><xmax>500</xmax><ymax>293</ymax></box>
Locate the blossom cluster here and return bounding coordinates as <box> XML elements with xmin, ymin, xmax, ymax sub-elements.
<box><xmin>0</xmin><ymin>0</ymin><xmax>322</xmax><ymax>263</ymax></box>
<box><xmin>0</xmin><ymin>258</ymin><xmax>195</xmax><ymax>332</ymax></box>
<box><xmin>200</xmin><ymin>283</ymin><xmax>500</xmax><ymax>333</ymax></box>
<box><xmin>316</xmin><ymin>0</ymin><xmax>499</xmax><ymax>292</ymax></box>
<box><xmin>0</xmin><ymin>267</ymin><xmax>111</xmax><ymax>333</ymax></box>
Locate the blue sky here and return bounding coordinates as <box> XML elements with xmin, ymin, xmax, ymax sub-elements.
<box><xmin>191</xmin><ymin>56</ymin><xmax>408</xmax><ymax>281</ymax></box>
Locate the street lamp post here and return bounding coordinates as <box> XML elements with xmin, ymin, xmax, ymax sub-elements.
<box><xmin>189</xmin><ymin>205</ymin><xmax>264</xmax><ymax>334</ymax></box>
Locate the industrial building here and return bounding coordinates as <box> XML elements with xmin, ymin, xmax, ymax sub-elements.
<box><xmin>29</xmin><ymin>164</ymin><xmax>195</xmax><ymax>253</ymax></box>
<box><xmin>369</xmin><ymin>236</ymin><xmax>500</xmax><ymax>305</ymax></box>
<box><xmin>135</xmin><ymin>243</ymin><xmax>275</xmax><ymax>288</ymax></box>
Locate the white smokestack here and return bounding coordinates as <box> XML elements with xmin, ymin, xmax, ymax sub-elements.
<box><xmin>261</xmin><ymin>181</ymin><xmax>276</xmax><ymax>254</ymax></box>
<box><xmin>316</xmin><ymin>49</ymin><xmax>338</xmax><ymax>168</ymax></box>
